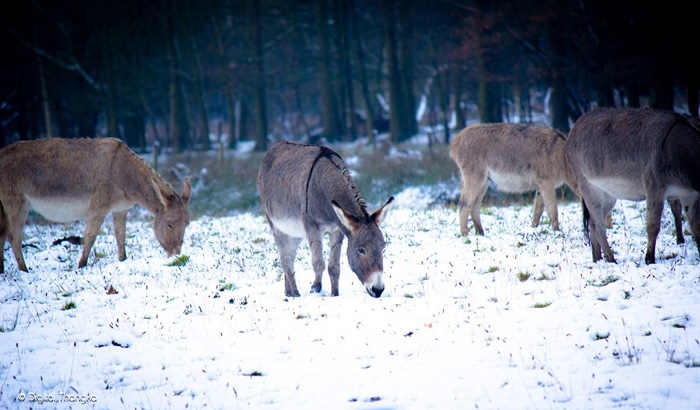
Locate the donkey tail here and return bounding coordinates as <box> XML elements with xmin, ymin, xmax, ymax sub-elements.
<box><xmin>0</xmin><ymin>198</ymin><xmax>6</xmax><ymax>238</ymax></box>
<box><xmin>582</xmin><ymin>198</ymin><xmax>591</xmax><ymax>244</ymax></box>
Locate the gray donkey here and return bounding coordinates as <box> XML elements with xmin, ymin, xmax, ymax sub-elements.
<box><xmin>257</xmin><ymin>141</ymin><xmax>393</xmax><ymax>298</ymax></box>
<box><xmin>449</xmin><ymin>123</ymin><xmax>579</xmax><ymax>236</ymax></box>
<box><xmin>565</xmin><ymin>107</ymin><xmax>700</xmax><ymax>264</ymax></box>
<box><xmin>0</xmin><ymin>138</ymin><xmax>191</xmax><ymax>272</ymax></box>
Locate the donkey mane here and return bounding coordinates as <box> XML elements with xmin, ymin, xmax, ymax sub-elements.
<box><xmin>301</xmin><ymin>143</ymin><xmax>368</xmax><ymax>217</ymax></box>
<box><xmin>116</xmin><ymin>140</ymin><xmax>175</xmax><ymax>194</ymax></box>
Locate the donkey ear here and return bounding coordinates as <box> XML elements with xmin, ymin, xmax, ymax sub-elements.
<box><xmin>371</xmin><ymin>196</ymin><xmax>394</xmax><ymax>226</ymax></box>
<box><xmin>180</xmin><ymin>177</ymin><xmax>192</xmax><ymax>205</ymax></box>
<box><xmin>332</xmin><ymin>201</ymin><xmax>356</xmax><ymax>233</ymax></box>
<box><xmin>152</xmin><ymin>179</ymin><xmax>167</xmax><ymax>207</ymax></box>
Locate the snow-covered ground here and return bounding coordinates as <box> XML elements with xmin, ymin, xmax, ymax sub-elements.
<box><xmin>1</xmin><ymin>189</ymin><xmax>699</xmax><ymax>409</ymax></box>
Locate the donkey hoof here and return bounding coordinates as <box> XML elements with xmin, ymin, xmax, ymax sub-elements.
<box><xmin>285</xmin><ymin>290</ymin><xmax>301</xmax><ymax>298</ymax></box>
<box><xmin>311</xmin><ymin>283</ymin><xmax>322</xmax><ymax>293</ymax></box>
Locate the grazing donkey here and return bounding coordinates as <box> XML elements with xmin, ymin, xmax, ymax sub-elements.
<box><xmin>449</xmin><ymin>123</ymin><xmax>578</xmax><ymax>237</ymax></box>
<box><xmin>257</xmin><ymin>141</ymin><xmax>393</xmax><ymax>298</ymax></box>
<box><xmin>0</xmin><ymin>138</ymin><xmax>191</xmax><ymax>273</ymax></box>
<box><xmin>565</xmin><ymin>107</ymin><xmax>700</xmax><ymax>264</ymax></box>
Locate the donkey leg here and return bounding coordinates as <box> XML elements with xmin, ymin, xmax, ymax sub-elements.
<box><xmin>458</xmin><ymin>172</ymin><xmax>487</xmax><ymax>236</ymax></box>
<box><xmin>79</xmin><ymin>210</ymin><xmax>108</xmax><ymax>268</ymax></box>
<box><xmin>539</xmin><ymin>185</ymin><xmax>560</xmax><ymax>231</ymax></box>
<box><xmin>644</xmin><ymin>194</ymin><xmax>665</xmax><ymax>265</ymax></box>
<box><xmin>469</xmin><ymin>180</ymin><xmax>489</xmax><ymax>236</ymax></box>
<box><xmin>581</xmin><ymin>182</ymin><xmax>616</xmax><ymax>263</ymax></box>
<box><xmin>112</xmin><ymin>210</ymin><xmax>128</xmax><ymax>261</ymax></box>
<box><xmin>668</xmin><ymin>198</ymin><xmax>684</xmax><ymax>244</ymax></box>
<box><xmin>271</xmin><ymin>228</ymin><xmax>302</xmax><ymax>297</ymax></box>
<box><xmin>532</xmin><ymin>191</ymin><xmax>545</xmax><ymax>227</ymax></box>
<box><xmin>0</xmin><ymin>207</ymin><xmax>7</xmax><ymax>274</ymax></box>
<box><xmin>684</xmin><ymin>197</ymin><xmax>700</xmax><ymax>258</ymax></box>
<box><xmin>306</xmin><ymin>226</ymin><xmax>326</xmax><ymax>294</ymax></box>
<box><xmin>596</xmin><ymin>196</ymin><xmax>617</xmax><ymax>263</ymax></box>
<box><xmin>457</xmin><ymin>179</ymin><xmax>471</xmax><ymax>236</ymax></box>
<box><xmin>327</xmin><ymin>230</ymin><xmax>344</xmax><ymax>296</ymax></box>
<box><xmin>7</xmin><ymin>202</ymin><xmax>30</xmax><ymax>272</ymax></box>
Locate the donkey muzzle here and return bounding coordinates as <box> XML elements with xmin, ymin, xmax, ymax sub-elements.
<box><xmin>365</xmin><ymin>271</ymin><xmax>384</xmax><ymax>298</ymax></box>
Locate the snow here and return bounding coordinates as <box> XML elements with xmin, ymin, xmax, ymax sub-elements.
<box><xmin>1</xmin><ymin>188</ymin><xmax>700</xmax><ymax>409</ymax></box>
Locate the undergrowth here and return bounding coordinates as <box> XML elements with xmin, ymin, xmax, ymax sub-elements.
<box><xmin>150</xmin><ymin>140</ymin><xmax>578</xmax><ymax>219</ymax></box>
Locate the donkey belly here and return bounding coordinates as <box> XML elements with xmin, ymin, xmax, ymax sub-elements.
<box><xmin>487</xmin><ymin>169</ymin><xmax>537</xmax><ymax>193</ymax></box>
<box><xmin>26</xmin><ymin>195</ymin><xmax>90</xmax><ymax>223</ymax></box>
<box><xmin>270</xmin><ymin>216</ymin><xmax>337</xmax><ymax>239</ymax></box>
<box><xmin>270</xmin><ymin>217</ymin><xmax>307</xmax><ymax>238</ymax></box>
<box><xmin>589</xmin><ymin>177</ymin><xmax>645</xmax><ymax>201</ymax></box>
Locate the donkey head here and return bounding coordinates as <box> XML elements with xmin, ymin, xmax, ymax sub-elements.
<box><xmin>332</xmin><ymin>197</ymin><xmax>394</xmax><ymax>298</ymax></box>
<box><xmin>153</xmin><ymin>177</ymin><xmax>192</xmax><ymax>256</ymax></box>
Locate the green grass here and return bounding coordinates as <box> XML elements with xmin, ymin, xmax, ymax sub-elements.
<box><xmin>218</xmin><ymin>282</ymin><xmax>237</xmax><ymax>292</ymax></box>
<box><xmin>517</xmin><ymin>272</ymin><xmax>531</xmax><ymax>282</ymax></box>
<box><xmin>587</xmin><ymin>275</ymin><xmax>620</xmax><ymax>287</ymax></box>
<box><xmin>533</xmin><ymin>301</ymin><xmax>551</xmax><ymax>308</ymax></box>
<box><xmin>166</xmin><ymin>255</ymin><xmax>189</xmax><ymax>266</ymax></box>
<box><xmin>61</xmin><ymin>301</ymin><xmax>77</xmax><ymax>310</ymax></box>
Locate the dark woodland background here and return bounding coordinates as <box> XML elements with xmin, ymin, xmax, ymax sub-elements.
<box><xmin>1</xmin><ymin>0</ymin><xmax>697</xmax><ymax>152</ymax></box>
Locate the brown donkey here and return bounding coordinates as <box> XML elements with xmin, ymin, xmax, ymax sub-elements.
<box><xmin>565</xmin><ymin>107</ymin><xmax>700</xmax><ymax>264</ymax></box>
<box><xmin>257</xmin><ymin>141</ymin><xmax>393</xmax><ymax>298</ymax></box>
<box><xmin>449</xmin><ymin>123</ymin><xmax>578</xmax><ymax>237</ymax></box>
<box><xmin>0</xmin><ymin>138</ymin><xmax>191</xmax><ymax>272</ymax></box>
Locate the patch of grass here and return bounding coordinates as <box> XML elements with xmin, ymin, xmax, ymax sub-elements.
<box><xmin>166</xmin><ymin>254</ymin><xmax>189</xmax><ymax>266</ymax></box>
<box><xmin>404</xmin><ymin>293</ymin><xmax>414</xmax><ymax>298</ymax></box>
<box><xmin>594</xmin><ymin>331</ymin><xmax>610</xmax><ymax>340</ymax></box>
<box><xmin>244</xmin><ymin>371</ymin><xmax>264</xmax><ymax>377</ymax></box>
<box><xmin>533</xmin><ymin>301</ymin><xmax>551</xmax><ymax>308</ymax></box>
<box><xmin>486</xmin><ymin>266</ymin><xmax>499</xmax><ymax>273</ymax></box>
<box><xmin>0</xmin><ymin>308</ymin><xmax>20</xmax><ymax>333</ymax></box>
<box><xmin>251</xmin><ymin>237</ymin><xmax>265</xmax><ymax>244</ymax></box>
<box><xmin>535</xmin><ymin>273</ymin><xmax>553</xmax><ymax>281</ymax></box>
<box><xmin>587</xmin><ymin>275</ymin><xmax>620</xmax><ymax>287</ymax></box>
<box><xmin>61</xmin><ymin>301</ymin><xmax>77</xmax><ymax>311</ymax></box>
<box><xmin>218</xmin><ymin>282</ymin><xmax>237</xmax><ymax>292</ymax></box>
<box><xmin>517</xmin><ymin>272</ymin><xmax>531</xmax><ymax>282</ymax></box>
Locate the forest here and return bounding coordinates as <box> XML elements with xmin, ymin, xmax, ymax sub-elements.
<box><xmin>1</xmin><ymin>0</ymin><xmax>698</xmax><ymax>152</ymax></box>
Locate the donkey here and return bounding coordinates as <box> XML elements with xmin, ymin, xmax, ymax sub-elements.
<box><xmin>449</xmin><ymin>123</ymin><xmax>578</xmax><ymax>237</ymax></box>
<box><xmin>0</xmin><ymin>138</ymin><xmax>191</xmax><ymax>273</ymax></box>
<box><xmin>257</xmin><ymin>141</ymin><xmax>393</xmax><ymax>298</ymax></box>
<box><xmin>565</xmin><ymin>107</ymin><xmax>700</xmax><ymax>264</ymax></box>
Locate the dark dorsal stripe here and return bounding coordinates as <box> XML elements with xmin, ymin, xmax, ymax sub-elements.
<box><xmin>305</xmin><ymin>146</ymin><xmax>344</xmax><ymax>213</ymax></box>
<box><xmin>304</xmin><ymin>146</ymin><xmax>368</xmax><ymax>218</ymax></box>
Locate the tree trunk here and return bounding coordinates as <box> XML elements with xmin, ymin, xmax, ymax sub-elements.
<box><xmin>651</xmin><ymin>73</ymin><xmax>674</xmax><ymax>111</ymax></box>
<box><xmin>477</xmin><ymin>61</ymin><xmax>501</xmax><ymax>123</ymax></box>
<box><xmin>398</xmin><ymin>0</ymin><xmax>417</xmax><ymax>136</ymax></box>
<box><xmin>547</xmin><ymin>11</ymin><xmax>570</xmax><ymax>133</ymax></box>
<box><xmin>252</xmin><ymin>0</ymin><xmax>268</xmax><ymax>152</ymax></box>
<box><xmin>336</xmin><ymin>0</ymin><xmax>357</xmax><ymax>141</ymax></box>
<box><xmin>451</xmin><ymin>63</ymin><xmax>466</xmax><ymax>135</ymax></box>
<box><xmin>382</xmin><ymin>0</ymin><xmax>409</xmax><ymax>143</ymax></box>
<box><xmin>210</xmin><ymin>13</ymin><xmax>238</xmax><ymax>151</ymax></box>
<box><xmin>185</xmin><ymin>0</ymin><xmax>210</xmax><ymax>151</ymax></box>
<box><xmin>350</xmin><ymin>0</ymin><xmax>376</xmax><ymax>149</ymax></box>
<box><xmin>167</xmin><ymin>0</ymin><xmax>189</xmax><ymax>153</ymax></box>
<box><xmin>688</xmin><ymin>75</ymin><xmax>699</xmax><ymax>117</ymax></box>
<box><xmin>318</xmin><ymin>0</ymin><xmax>342</xmax><ymax>142</ymax></box>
